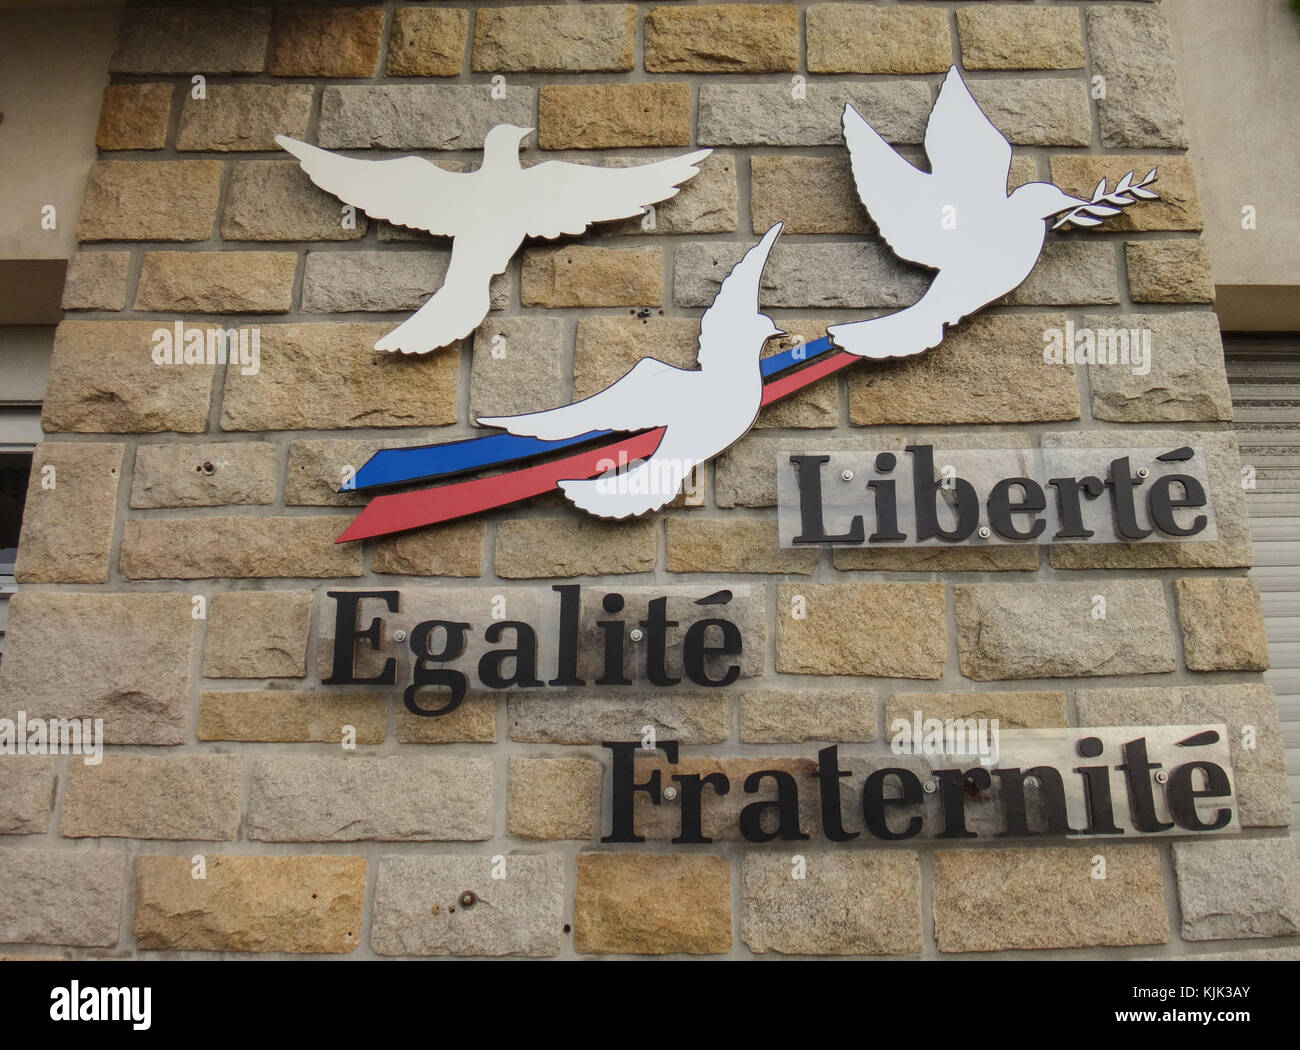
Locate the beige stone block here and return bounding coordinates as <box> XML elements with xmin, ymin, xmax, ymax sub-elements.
<box><xmin>198</xmin><ymin>690</ymin><xmax>385</xmax><ymax>743</ymax></box>
<box><xmin>743</xmin><ymin>852</ymin><xmax>921</xmax><ymax>955</ymax></box>
<box><xmin>741</xmin><ymin>689</ymin><xmax>876</xmax><ymax>743</ymax></box>
<box><xmin>131</xmin><ymin>441</ymin><xmax>277</xmax><ymax>508</ymax></box>
<box><xmin>666</xmin><ymin>518</ymin><xmax>818</xmax><ymax>575</ymax></box>
<box><xmin>396</xmin><ymin>694</ymin><xmax>497</xmax><ymax>743</ymax></box>
<box><xmin>96</xmin><ymin>83</ymin><xmax>172</xmax><ymax>150</ymax></box>
<box><xmin>776</xmin><ymin>582</ymin><xmax>946</xmax><ymax>678</ymax></box>
<box><xmin>834</xmin><ymin>546</ymin><xmax>1039</xmax><ymax>573</ymax></box>
<box><xmin>220</xmin><ymin>324</ymin><xmax>457</xmax><ymax>430</ymax></box>
<box><xmin>248</xmin><ymin>755</ymin><xmax>494</xmax><ymax>841</ymax></box>
<box><xmin>203</xmin><ymin>590</ymin><xmax>312</xmax><ymax>678</ymax></box>
<box><xmin>1126</xmin><ymin>240</ymin><xmax>1215</xmax><ymax>303</ymax></box>
<box><xmin>14</xmin><ymin>442</ymin><xmax>121</xmax><ymax>583</ymax></box>
<box><xmin>1085</xmin><ymin>311</ymin><xmax>1232</xmax><ymax>423</ymax></box>
<box><xmin>934</xmin><ymin>846</ymin><xmax>1169</xmax><ymax>952</ymax></box>
<box><xmin>848</xmin><ymin>314</ymin><xmax>1080</xmax><ymax>426</ymax></box>
<box><xmin>111</xmin><ymin>6</ymin><xmax>270</xmax><ymax>74</ymax></box>
<box><xmin>373</xmin><ymin>521</ymin><xmax>486</xmax><ymax>577</ymax></box>
<box><xmin>521</xmin><ymin>245</ymin><xmax>661</xmax><ymax>308</ymax></box>
<box><xmin>268</xmin><ymin>5</ymin><xmax>383</xmax><ymax>77</ymax></box>
<box><xmin>42</xmin><ymin>321</ymin><xmax>215</xmax><ymax>434</ymax></box>
<box><xmin>0</xmin><ymin>758</ymin><xmax>54</xmax><ymax>835</ymax></box>
<box><xmin>885</xmin><ymin>690</ymin><xmax>1068</xmax><ymax>731</ymax></box>
<box><xmin>807</xmin><ymin>4</ymin><xmax>950</xmax><ymax>74</ymax></box>
<box><xmin>77</xmin><ymin>161</ymin><xmax>223</xmax><ymax>242</ymax></box>
<box><xmin>469</xmin><ymin>317</ymin><xmax>568</xmax><ymax>421</ymax></box>
<box><xmin>135</xmin><ymin>251</ymin><xmax>297</xmax><ymax>313</ymax></box>
<box><xmin>121</xmin><ymin>516</ymin><xmax>363</xmax><ymax>579</ymax></box>
<box><xmin>496</xmin><ymin>518</ymin><xmax>656</xmax><ymax>578</ymax></box>
<box><xmin>286</xmin><ymin>437</ymin><xmax>426</xmax><ymax>507</ymax></box>
<box><xmin>177</xmin><ymin>84</ymin><xmax>313</xmax><ymax>151</ymax></box>
<box><xmin>388</xmin><ymin>7</ymin><xmax>467</xmax><ymax>76</ymax></box>
<box><xmin>61</xmin><ymin>252</ymin><xmax>130</xmax><ymax>311</ymax></box>
<box><xmin>509</xmin><ymin>692</ymin><xmax>729</xmax><ymax>745</ymax></box>
<box><xmin>955</xmin><ymin>580</ymin><xmax>1176</xmax><ymax>680</ymax></box>
<box><xmin>61</xmin><ymin>755</ymin><xmax>242</xmax><ymax>840</ymax></box>
<box><xmin>1175</xmin><ymin>577</ymin><xmax>1270</xmax><ymax>671</ymax></box>
<box><xmin>539</xmin><ymin>83</ymin><xmax>692</xmax><ymax>150</ymax></box>
<box><xmin>645</xmin><ymin>4</ymin><xmax>798</xmax><ymax>73</ymax></box>
<box><xmin>134</xmin><ymin>855</ymin><xmax>365</xmax><ymax>953</ymax></box>
<box><xmin>1173</xmin><ymin>839</ymin><xmax>1300</xmax><ymax>941</ymax></box>
<box><xmin>957</xmin><ymin>7</ymin><xmax>1086</xmax><ymax>70</ymax></box>
<box><xmin>475</xmin><ymin>5</ymin><xmax>634</xmax><ymax>72</ymax></box>
<box><xmin>372</xmin><ymin>855</ymin><xmax>564</xmax><ymax>957</ymax></box>
<box><xmin>0</xmin><ymin>591</ymin><xmax>195</xmax><ymax>745</ymax></box>
<box><xmin>222</xmin><ymin>160</ymin><xmax>369</xmax><ymax>242</ymax></box>
<box><xmin>0</xmin><ymin>850</ymin><xmax>126</xmax><ymax>947</ymax></box>
<box><xmin>507</xmin><ymin>756</ymin><xmax>602</xmax><ymax>840</ymax></box>
<box><xmin>751</xmin><ymin>155</ymin><xmax>870</xmax><ymax>235</ymax></box>
<box><xmin>575</xmin><ymin>853</ymin><xmax>731</xmax><ymax>954</ymax></box>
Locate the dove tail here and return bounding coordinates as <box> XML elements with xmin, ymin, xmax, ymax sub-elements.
<box><xmin>827</xmin><ymin>308</ymin><xmax>947</xmax><ymax>360</ymax></box>
<box><xmin>375</xmin><ymin>276</ymin><xmax>492</xmax><ymax>354</ymax></box>
<box><xmin>558</xmin><ymin>468</ymin><xmax>678</xmax><ymax>520</ymax></box>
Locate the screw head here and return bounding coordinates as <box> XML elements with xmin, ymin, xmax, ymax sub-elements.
<box><xmin>841</xmin><ymin>469</ymin><xmax>854</xmax><ymax>482</ymax></box>
<box><xmin>459</xmin><ymin>891</ymin><xmax>477</xmax><ymax>908</ymax></box>
<box><xmin>1154</xmin><ymin>769</ymin><xmax>1169</xmax><ymax>784</ymax></box>
<box><xmin>922</xmin><ymin>779</ymin><xmax>937</xmax><ymax>795</ymax></box>
<box><xmin>663</xmin><ymin>785</ymin><xmax>678</xmax><ymax>801</ymax></box>
<box><xmin>1137</xmin><ymin>467</ymin><xmax>1150</xmax><ymax>479</ymax></box>
<box><xmin>393</xmin><ymin>629</ymin><xmax>407</xmax><ymax>642</ymax></box>
<box><xmin>629</xmin><ymin>628</ymin><xmax>644</xmax><ymax>642</ymax></box>
<box><xmin>978</xmin><ymin>526</ymin><xmax>991</xmax><ymax>539</ymax></box>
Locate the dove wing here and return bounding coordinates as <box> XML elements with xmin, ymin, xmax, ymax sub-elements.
<box><xmin>276</xmin><ymin>136</ymin><xmax>466</xmax><ymax>236</ymax></box>
<box><xmin>477</xmin><ymin>358</ymin><xmax>684</xmax><ymax>440</ymax></box>
<box><xmin>841</xmin><ymin>104</ymin><xmax>944</xmax><ymax>268</ymax></box>
<box><xmin>923</xmin><ymin>67</ymin><xmax>1014</xmax><ymax>200</ymax></box>
<box><xmin>522</xmin><ymin>150</ymin><xmax>712</xmax><ymax>239</ymax></box>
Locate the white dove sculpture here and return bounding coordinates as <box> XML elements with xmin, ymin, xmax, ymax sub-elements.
<box><xmin>276</xmin><ymin>127</ymin><xmax>710</xmax><ymax>354</ymax></box>
<box><xmin>827</xmin><ymin>66</ymin><xmax>1095</xmax><ymax>359</ymax></box>
<box><xmin>477</xmin><ymin>223</ymin><xmax>786</xmax><ymax>519</ymax></box>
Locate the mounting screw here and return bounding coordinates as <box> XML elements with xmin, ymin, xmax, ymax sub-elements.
<box><xmin>1154</xmin><ymin>770</ymin><xmax>1169</xmax><ymax>785</ymax></box>
<box><xmin>201</xmin><ymin>461</ymin><xmax>215</xmax><ymax>475</ymax></box>
<box><xmin>1137</xmin><ymin>467</ymin><xmax>1150</xmax><ymax>479</ymax></box>
<box><xmin>459</xmin><ymin>891</ymin><xmax>478</xmax><ymax>908</ymax></box>
<box><xmin>841</xmin><ymin>469</ymin><xmax>854</xmax><ymax>482</ymax></box>
<box><xmin>393</xmin><ymin>629</ymin><xmax>407</xmax><ymax>642</ymax></box>
<box><xmin>663</xmin><ymin>785</ymin><xmax>678</xmax><ymax>801</ymax></box>
<box><xmin>922</xmin><ymin>779</ymin><xmax>937</xmax><ymax>795</ymax></box>
<box><xmin>629</xmin><ymin>628</ymin><xmax>644</xmax><ymax>642</ymax></box>
<box><xmin>978</xmin><ymin>526</ymin><xmax>991</xmax><ymax>539</ymax></box>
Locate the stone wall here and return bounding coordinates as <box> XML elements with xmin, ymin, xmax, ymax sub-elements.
<box><xmin>2</xmin><ymin>0</ymin><xmax>1297</xmax><ymax>959</ymax></box>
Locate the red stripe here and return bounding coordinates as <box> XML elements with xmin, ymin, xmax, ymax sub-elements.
<box><xmin>337</xmin><ymin>429</ymin><xmax>667</xmax><ymax>542</ymax></box>
<box><xmin>337</xmin><ymin>349</ymin><xmax>858</xmax><ymax>543</ymax></box>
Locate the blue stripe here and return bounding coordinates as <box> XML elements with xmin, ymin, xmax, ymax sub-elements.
<box><xmin>350</xmin><ymin>334</ymin><xmax>837</xmax><ymax>491</ymax></box>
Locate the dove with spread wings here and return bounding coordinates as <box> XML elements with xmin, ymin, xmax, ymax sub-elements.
<box><xmin>276</xmin><ymin>127</ymin><xmax>710</xmax><ymax>354</ymax></box>
<box><xmin>828</xmin><ymin>67</ymin><xmax>1116</xmax><ymax>359</ymax></box>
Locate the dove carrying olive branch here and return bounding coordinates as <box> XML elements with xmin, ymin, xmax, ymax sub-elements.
<box><xmin>1051</xmin><ymin>168</ymin><xmax>1160</xmax><ymax>229</ymax></box>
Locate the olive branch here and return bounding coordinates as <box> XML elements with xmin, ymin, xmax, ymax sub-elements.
<box><xmin>1051</xmin><ymin>168</ymin><xmax>1160</xmax><ymax>229</ymax></box>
